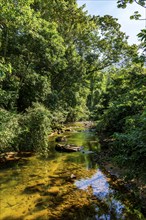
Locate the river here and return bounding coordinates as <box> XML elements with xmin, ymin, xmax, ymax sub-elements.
<box><xmin>0</xmin><ymin>122</ymin><xmax>145</xmax><ymax>219</ymax></box>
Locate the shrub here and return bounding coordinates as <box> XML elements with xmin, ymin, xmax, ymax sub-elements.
<box><xmin>0</xmin><ymin>108</ymin><xmax>21</xmax><ymax>152</ymax></box>
<box><xmin>51</xmin><ymin>108</ymin><xmax>68</xmax><ymax>130</ymax></box>
<box><xmin>18</xmin><ymin>103</ymin><xmax>51</xmax><ymax>152</ymax></box>
<box><xmin>112</xmin><ymin>108</ymin><xmax>146</xmax><ymax>175</ymax></box>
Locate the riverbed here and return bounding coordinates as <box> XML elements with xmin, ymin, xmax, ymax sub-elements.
<box><xmin>0</xmin><ymin>123</ymin><xmax>145</xmax><ymax>219</ymax></box>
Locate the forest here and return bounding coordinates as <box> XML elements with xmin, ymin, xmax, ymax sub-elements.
<box><xmin>0</xmin><ymin>0</ymin><xmax>146</xmax><ymax>177</ymax></box>
<box><xmin>0</xmin><ymin>0</ymin><xmax>146</xmax><ymax>176</ymax></box>
<box><xmin>1</xmin><ymin>0</ymin><xmax>146</xmax><ymax>219</ymax></box>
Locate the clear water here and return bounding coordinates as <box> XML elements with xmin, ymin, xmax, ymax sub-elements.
<box><xmin>0</xmin><ymin>125</ymin><xmax>145</xmax><ymax>220</ymax></box>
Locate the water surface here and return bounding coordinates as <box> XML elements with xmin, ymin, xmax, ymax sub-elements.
<box><xmin>0</xmin><ymin>124</ymin><xmax>144</xmax><ymax>219</ymax></box>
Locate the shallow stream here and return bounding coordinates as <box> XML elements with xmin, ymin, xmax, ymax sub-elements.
<box><xmin>0</xmin><ymin>123</ymin><xmax>145</xmax><ymax>219</ymax></box>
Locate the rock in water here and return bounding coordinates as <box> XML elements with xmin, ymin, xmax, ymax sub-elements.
<box><xmin>55</xmin><ymin>144</ymin><xmax>84</xmax><ymax>152</ymax></box>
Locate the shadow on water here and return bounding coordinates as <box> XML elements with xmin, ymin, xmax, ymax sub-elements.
<box><xmin>0</xmin><ymin>126</ymin><xmax>145</xmax><ymax>220</ymax></box>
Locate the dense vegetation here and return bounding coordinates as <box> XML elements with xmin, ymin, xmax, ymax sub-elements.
<box><xmin>0</xmin><ymin>0</ymin><xmax>146</xmax><ymax>177</ymax></box>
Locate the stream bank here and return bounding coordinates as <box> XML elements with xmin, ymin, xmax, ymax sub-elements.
<box><xmin>94</xmin><ymin>132</ymin><xmax>146</xmax><ymax>217</ymax></box>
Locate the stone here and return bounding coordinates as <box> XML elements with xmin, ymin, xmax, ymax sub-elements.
<box><xmin>55</xmin><ymin>144</ymin><xmax>83</xmax><ymax>153</ymax></box>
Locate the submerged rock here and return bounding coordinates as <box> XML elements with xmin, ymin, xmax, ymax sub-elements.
<box><xmin>80</xmin><ymin>150</ymin><xmax>94</xmax><ymax>154</ymax></box>
<box><xmin>24</xmin><ymin>185</ymin><xmax>43</xmax><ymax>194</ymax></box>
<box><xmin>45</xmin><ymin>187</ymin><xmax>60</xmax><ymax>196</ymax></box>
<box><xmin>64</xmin><ymin>128</ymin><xmax>72</xmax><ymax>132</ymax></box>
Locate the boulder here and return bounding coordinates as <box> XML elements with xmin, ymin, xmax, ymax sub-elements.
<box><xmin>55</xmin><ymin>144</ymin><xmax>83</xmax><ymax>153</ymax></box>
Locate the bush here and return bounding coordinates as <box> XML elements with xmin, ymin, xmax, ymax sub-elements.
<box><xmin>51</xmin><ymin>108</ymin><xmax>68</xmax><ymax>130</ymax></box>
<box><xmin>18</xmin><ymin>103</ymin><xmax>51</xmax><ymax>152</ymax></box>
<box><xmin>112</xmin><ymin>108</ymin><xmax>146</xmax><ymax>175</ymax></box>
<box><xmin>0</xmin><ymin>108</ymin><xmax>21</xmax><ymax>152</ymax></box>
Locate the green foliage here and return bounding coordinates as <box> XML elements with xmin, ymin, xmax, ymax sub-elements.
<box><xmin>112</xmin><ymin>108</ymin><xmax>146</xmax><ymax>175</ymax></box>
<box><xmin>0</xmin><ymin>60</ymin><xmax>19</xmax><ymax>111</ymax></box>
<box><xmin>138</xmin><ymin>29</ymin><xmax>146</xmax><ymax>55</ymax></box>
<box><xmin>51</xmin><ymin>108</ymin><xmax>68</xmax><ymax>130</ymax></box>
<box><xmin>66</xmin><ymin>106</ymin><xmax>89</xmax><ymax>122</ymax></box>
<box><xmin>18</xmin><ymin>73</ymin><xmax>51</xmax><ymax>111</ymax></box>
<box><xmin>0</xmin><ymin>109</ymin><xmax>20</xmax><ymax>152</ymax></box>
<box><xmin>94</xmin><ymin>65</ymin><xmax>146</xmax><ymax>176</ymax></box>
<box><xmin>0</xmin><ymin>0</ymin><xmax>145</xmax><ymax>159</ymax></box>
<box><xmin>96</xmin><ymin>65</ymin><xmax>146</xmax><ymax>133</ymax></box>
<box><xmin>18</xmin><ymin>103</ymin><xmax>51</xmax><ymax>152</ymax></box>
<box><xmin>0</xmin><ymin>76</ymin><xmax>20</xmax><ymax>111</ymax></box>
<box><xmin>117</xmin><ymin>0</ymin><xmax>146</xmax><ymax>8</ymax></box>
<box><xmin>130</xmin><ymin>11</ymin><xmax>141</xmax><ymax>20</ymax></box>
<box><xmin>138</xmin><ymin>29</ymin><xmax>146</xmax><ymax>43</ymax></box>
<box><xmin>117</xmin><ymin>0</ymin><xmax>146</xmax><ymax>53</ymax></box>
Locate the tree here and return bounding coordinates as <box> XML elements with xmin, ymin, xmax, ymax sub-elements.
<box><xmin>0</xmin><ymin>0</ymin><xmax>66</xmax><ymax>112</ymax></box>
<box><xmin>0</xmin><ymin>0</ymin><xmax>144</xmax><ymax>153</ymax></box>
<box><xmin>117</xmin><ymin>0</ymin><xmax>146</xmax><ymax>52</ymax></box>
<box><xmin>95</xmin><ymin>64</ymin><xmax>146</xmax><ymax>176</ymax></box>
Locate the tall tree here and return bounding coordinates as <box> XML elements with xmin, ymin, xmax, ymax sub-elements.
<box><xmin>0</xmin><ymin>0</ymin><xmax>66</xmax><ymax>111</ymax></box>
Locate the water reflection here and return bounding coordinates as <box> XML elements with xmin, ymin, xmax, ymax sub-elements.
<box><xmin>67</xmin><ymin>130</ymin><xmax>100</xmax><ymax>152</ymax></box>
<box><xmin>75</xmin><ymin>169</ymin><xmax>125</xmax><ymax>220</ymax></box>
